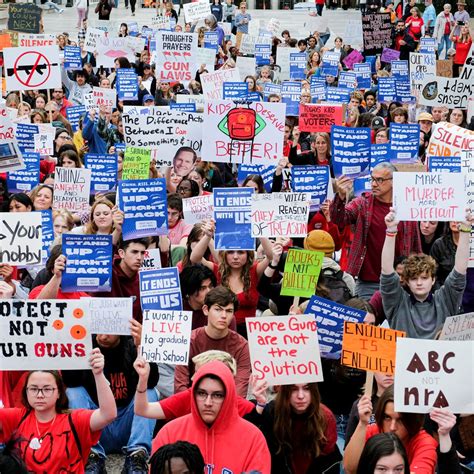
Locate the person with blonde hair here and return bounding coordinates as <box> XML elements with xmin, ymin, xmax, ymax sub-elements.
<box><xmin>53</xmin><ymin>209</ymin><xmax>75</xmax><ymax>238</ymax></box>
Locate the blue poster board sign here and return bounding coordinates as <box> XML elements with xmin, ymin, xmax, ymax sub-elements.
<box><xmin>64</xmin><ymin>45</ymin><xmax>82</xmax><ymax>70</ymax></box>
<box><xmin>85</xmin><ymin>153</ymin><xmax>118</xmax><ymax>194</ymax></box>
<box><xmin>7</xmin><ymin>152</ymin><xmax>40</xmax><ymax>193</ymax></box>
<box><xmin>331</xmin><ymin>126</ymin><xmax>371</xmax><ymax>177</ymax></box>
<box><xmin>389</xmin><ymin>123</ymin><xmax>420</xmax><ymax>163</ymax></box>
<box><xmin>291</xmin><ymin>165</ymin><xmax>329</xmax><ymax>210</ymax></box>
<box><xmin>281</xmin><ymin>81</ymin><xmax>301</xmax><ymax>116</ymax></box>
<box><xmin>139</xmin><ymin>267</ymin><xmax>183</xmax><ymax>312</ymax></box>
<box><xmin>116</xmin><ymin>69</ymin><xmax>139</xmax><ymax>101</ymax></box>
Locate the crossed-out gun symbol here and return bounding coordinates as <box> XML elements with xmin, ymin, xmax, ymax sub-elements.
<box><xmin>6</xmin><ymin>63</ymin><xmax>58</xmax><ymax>77</ymax></box>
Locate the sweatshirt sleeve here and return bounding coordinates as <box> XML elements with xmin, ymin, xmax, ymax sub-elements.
<box><xmin>435</xmin><ymin>269</ymin><xmax>466</xmax><ymax>317</ymax></box>
<box><xmin>380</xmin><ymin>272</ymin><xmax>404</xmax><ymax>326</ymax></box>
<box><xmin>234</xmin><ymin>338</ymin><xmax>251</xmax><ymax>398</ymax></box>
<box><xmin>242</xmin><ymin>430</ymin><xmax>272</xmax><ymax>474</ymax></box>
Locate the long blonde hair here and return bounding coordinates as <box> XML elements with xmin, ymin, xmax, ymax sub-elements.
<box><xmin>85</xmin><ymin>199</ymin><xmax>114</xmax><ymax>234</ymax></box>
<box><xmin>218</xmin><ymin>251</ymin><xmax>254</xmax><ymax>293</ymax></box>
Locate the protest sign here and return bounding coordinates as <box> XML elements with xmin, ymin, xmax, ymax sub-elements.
<box><xmin>182</xmin><ymin>194</ymin><xmax>214</xmax><ymax>225</ymax></box>
<box><xmin>7</xmin><ymin>152</ymin><xmax>39</xmax><ymax>193</ymax></box>
<box><xmin>263</xmin><ymin>83</ymin><xmax>282</xmax><ymax>100</ymax></box>
<box><xmin>223</xmin><ymin>82</ymin><xmax>249</xmax><ymax>100</ymax></box>
<box><xmin>281</xmin><ymin>248</ymin><xmax>324</xmax><ymax>298</ymax></box>
<box><xmin>343</xmin><ymin>50</ymin><xmax>364</xmax><ymax>70</ymax></box>
<box><xmin>204</xmin><ymin>31</ymin><xmax>219</xmax><ymax>51</ymax></box>
<box><xmin>299</xmin><ymin>104</ymin><xmax>343</xmax><ymax>133</ymax></box>
<box><xmin>0</xmin><ymin>299</ymin><xmax>92</xmax><ymax>370</ymax></box>
<box><xmin>196</xmin><ymin>47</ymin><xmax>216</xmax><ymax>69</ymax></box>
<box><xmin>371</xmin><ymin>143</ymin><xmax>393</xmax><ymax>166</ymax></box>
<box><xmin>246</xmin><ymin>315</ymin><xmax>323</xmax><ymax>385</ymax></box>
<box><xmin>325</xmin><ymin>87</ymin><xmax>351</xmax><ymax>104</ymax></box>
<box><xmin>170</xmin><ymin>103</ymin><xmax>197</xmax><ymax>112</ymax></box>
<box><xmin>460</xmin><ymin>42</ymin><xmax>474</xmax><ymax>81</ymax></box>
<box><xmin>62</xmin><ymin>234</ymin><xmax>113</xmax><ymax>293</ymax></box>
<box><xmin>239</xmin><ymin>33</ymin><xmax>261</xmax><ymax>55</ymax></box>
<box><xmin>92</xmin><ymin>87</ymin><xmax>116</xmax><ymax>113</ymax></box>
<box><xmin>122</xmin><ymin>147</ymin><xmax>151</xmax><ymax>180</ymax></box>
<box><xmin>236</xmin><ymin>56</ymin><xmax>257</xmax><ymax>81</ymax></box>
<box><xmin>362</xmin><ymin>13</ymin><xmax>392</xmax><ymax>56</ymax></box>
<box><xmin>8</xmin><ymin>4</ymin><xmax>42</xmax><ymax>34</ymax></box>
<box><xmin>276</xmin><ymin>47</ymin><xmax>298</xmax><ymax>81</ymax></box>
<box><xmin>200</xmin><ymin>68</ymin><xmax>241</xmax><ymax>100</ymax></box>
<box><xmin>391</xmin><ymin>60</ymin><xmax>409</xmax><ymax>79</ymax></box>
<box><xmin>250</xmin><ymin>193</ymin><xmax>310</xmax><ymax>238</ymax></box>
<box><xmin>389</xmin><ymin>123</ymin><xmax>420</xmax><ymax>162</ymax></box>
<box><xmin>427</xmin><ymin>121</ymin><xmax>474</xmax><ymax>157</ymax></box>
<box><xmin>395</xmin><ymin>79</ymin><xmax>415</xmax><ymax>104</ymax></box>
<box><xmin>310</xmin><ymin>77</ymin><xmax>326</xmax><ymax>101</ymax></box>
<box><xmin>17</xmin><ymin>33</ymin><xmax>55</xmax><ymax>47</ymax></box>
<box><xmin>353</xmin><ymin>175</ymin><xmax>372</xmax><ymax>197</ymax></box>
<box><xmin>116</xmin><ymin>69</ymin><xmax>139</xmax><ymax>101</ymax></box>
<box><xmin>428</xmin><ymin>156</ymin><xmax>461</xmax><ymax>173</ymax></box>
<box><xmin>436</xmin><ymin>59</ymin><xmax>452</xmax><ymax>78</ymax></box>
<box><xmin>123</xmin><ymin>110</ymin><xmax>203</xmax><ymax>161</ymax></box>
<box><xmin>321</xmin><ymin>51</ymin><xmax>340</xmax><ymax>78</ymax></box>
<box><xmin>183</xmin><ymin>0</ymin><xmax>211</xmax><ymax>23</ymax></box>
<box><xmin>88</xmin><ymin>297</ymin><xmax>133</xmax><ymax>335</ymax></box>
<box><xmin>0</xmin><ymin>213</ymin><xmax>42</xmax><ymax>265</ymax></box>
<box><xmin>141</xmin><ymin>310</ymin><xmax>192</xmax><ymax>365</ymax></box>
<box><xmin>281</xmin><ymin>81</ymin><xmax>301</xmax><ymax>116</ymax></box>
<box><xmin>34</xmin><ymin>131</ymin><xmax>54</xmax><ymax>156</ymax></box>
<box><xmin>392</xmin><ymin>172</ymin><xmax>466</xmax><ymax>221</ymax></box>
<box><xmin>53</xmin><ymin>167</ymin><xmax>91</xmax><ymax>213</ymax></box>
<box><xmin>419</xmin><ymin>37</ymin><xmax>437</xmax><ymax>54</ymax></box>
<box><xmin>15</xmin><ymin>123</ymin><xmax>37</xmax><ymax>155</ymax></box>
<box><xmin>343</xmin><ymin>17</ymin><xmax>364</xmax><ymax>50</ymax></box>
<box><xmin>291</xmin><ymin>165</ymin><xmax>330</xmax><ymax>210</ymax></box>
<box><xmin>39</xmin><ymin>210</ymin><xmax>54</xmax><ymax>264</ymax></box>
<box><xmin>338</xmin><ymin>72</ymin><xmax>358</xmax><ymax>91</ymax></box>
<box><xmin>394</xmin><ymin>338</ymin><xmax>473</xmax><ymax>413</ymax></box>
<box><xmin>139</xmin><ymin>267</ymin><xmax>182</xmax><ymax>312</ymax></box>
<box><xmin>214</xmin><ymin>187</ymin><xmax>254</xmax><ymax>250</ymax></box>
<box><xmin>256</xmin><ymin>43</ymin><xmax>272</xmax><ymax>66</ymax></box>
<box><xmin>418</xmin><ymin>76</ymin><xmax>472</xmax><ymax>109</ymax></box>
<box><xmin>289</xmin><ymin>52</ymin><xmax>307</xmax><ymax>81</ymax></box>
<box><xmin>377</xmin><ymin>77</ymin><xmax>396</xmax><ymax>103</ymax></box>
<box><xmin>439</xmin><ymin>313</ymin><xmax>473</xmax><ymax>341</ymax></box>
<box><xmin>0</xmin><ymin>34</ymin><xmax>12</xmax><ymax>51</ymax></box>
<box><xmin>341</xmin><ymin>322</ymin><xmax>405</xmax><ymax>375</ymax></box>
<box><xmin>304</xmin><ymin>295</ymin><xmax>368</xmax><ymax>358</ymax></box>
<box><xmin>381</xmin><ymin>47</ymin><xmax>400</xmax><ymax>63</ymax></box>
<box><xmin>354</xmin><ymin>63</ymin><xmax>372</xmax><ymax>90</ymax></box>
<box><xmin>96</xmin><ymin>36</ymin><xmax>136</xmax><ymax>68</ymax></box>
<box><xmin>66</xmin><ymin>106</ymin><xmax>87</xmax><ymax>132</ymax></box>
<box><xmin>155</xmin><ymin>32</ymin><xmax>198</xmax><ymax>82</ymax></box>
<box><xmin>331</xmin><ymin>126</ymin><xmax>371</xmax><ymax>178</ymax></box>
<box><xmin>140</xmin><ymin>248</ymin><xmax>162</xmax><ymax>272</ymax></box>
<box><xmin>83</xmin><ymin>27</ymin><xmax>106</xmax><ymax>53</ymax></box>
<box><xmin>3</xmin><ymin>46</ymin><xmax>61</xmax><ymax>92</ymax></box>
<box><xmin>64</xmin><ymin>46</ymin><xmax>82</xmax><ymax>71</ymax></box>
<box><xmin>118</xmin><ymin>179</ymin><xmax>168</xmax><ymax>240</ymax></box>
<box><xmin>460</xmin><ymin>150</ymin><xmax>474</xmax><ymax>217</ymax></box>
<box><xmin>84</xmin><ymin>153</ymin><xmax>117</xmax><ymax>194</ymax></box>
<box><xmin>201</xmin><ymin>100</ymin><xmax>285</xmax><ymax>166</ymax></box>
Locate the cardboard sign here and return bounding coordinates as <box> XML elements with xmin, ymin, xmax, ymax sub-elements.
<box><xmin>7</xmin><ymin>152</ymin><xmax>39</xmax><ymax>193</ymax></box>
<box><xmin>62</xmin><ymin>234</ymin><xmax>113</xmax><ymax>293</ymax></box>
<box><xmin>304</xmin><ymin>295</ymin><xmax>366</xmax><ymax>358</ymax></box>
<box><xmin>362</xmin><ymin>13</ymin><xmax>392</xmax><ymax>56</ymax></box>
<box><xmin>4</xmin><ymin>46</ymin><xmax>61</xmax><ymax>92</ymax></box>
<box><xmin>214</xmin><ymin>187</ymin><xmax>254</xmax><ymax>250</ymax></box>
<box><xmin>439</xmin><ymin>313</ymin><xmax>473</xmax><ymax>341</ymax></box>
<box><xmin>201</xmin><ymin>100</ymin><xmax>285</xmax><ymax>166</ymax></box>
<box><xmin>250</xmin><ymin>193</ymin><xmax>309</xmax><ymax>238</ymax></box>
<box><xmin>84</xmin><ymin>153</ymin><xmax>117</xmax><ymax>194</ymax></box>
<box><xmin>427</xmin><ymin>121</ymin><xmax>474</xmax><ymax>157</ymax></box>
<box><xmin>182</xmin><ymin>195</ymin><xmax>214</xmax><ymax>225</ymax></box>
<box><xmin>393</xmin><ymin>172</ymin><xmax>466</xmax><ymax>221</ymax></box>
<box><xmin>341</xmin><ymin>322</ymin><xmax>405</xmax><ymax>375</ymax></box>
<box><xmin>299</xmin><ymin>104</ymin><xmax>343</xmax><ymax>133</ymax></box>
<box><xmin>139</xmin><ymin>267</ymin><xmax>182</xmax><ymax>312</ymax></box>
<box><xmin>141</xmin><ymin>310</ymin><xmax>192</xmax><ymax>365</ymax></box>
<box><xmin>122</xmin><ymin>147</ymin><xmax>151</xmax><ymax>180</ymax></box>
<box><xmin>183</xmin><ymin>0</ymin><xmax>211</xmax><ymax>23</ymax></box>
<box><xmin>246</xmin><ymin>315</ymin><xmax>323</xmax><ymax>385</ymax></box>
<box><xmin>200</xmin><ymin>68</ymin><xmax>241</xmax><ymax>100</ymax></box>
<box><xmin>8</xmin><ymin>3</ymin><xmax>42</xmax><ymax>34</ymax></box>
<box><xmin>418</xmin><ymin>76</ymin><xmax>472</xmax><ymax>109</ymax></box>
<box><xmin>0</xmin><ymin>212</ymin><xmax>42</xmax><ymax>265</ymax></box>
<box><xmin>88</xmin><ymin>297</ymin><xmax>133</xmax><ymax>335</ymax></box>
<box><xmin>436</xmin><ymin>59</ymin><xmax>452</xmax><ymax>78</ymax></box>
<box><xmin>53</xmin><ymin>167</ymin><xmax>92</xmax><ymax>213</ymax></box>
<box><xmin>394</xmin><ymin>338</ymin><xmax>473</xmax><ymax>413</ymax></box>
<box><xmin>0</xmin><ymin>299</ymin><xmax>92</xmax><ymax>370</ymax></box>
<box><xmin>281</xmin><ymin>248</ymin><xmax>324</xmax><ymax>298</ymax></box>
<box><xmin>118</xmin><ymin>178</ymin><xmax>168</xmax><ymax>240</ymax></box>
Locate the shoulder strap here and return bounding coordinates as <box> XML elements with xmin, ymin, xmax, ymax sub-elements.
<box><xmin>68</xmin><ymin>412</ymin><xmax>83</xmax><ymax>458</ymax></box>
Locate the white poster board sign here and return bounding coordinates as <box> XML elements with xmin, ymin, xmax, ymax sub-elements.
<box><xmin>88</xmin><ymin>297</ymin><xmax>133</xmax><ymax>335</ymax></box>
<box><xmin>182</xmin><ymin>194</ymin><xmax>214</xmax><ymax>225</ymax></box>
<box><xmin>393</xmin><ymin>172</ymin><xmax>466</xmax><ymax>221</ymax></box>
<box><xmin>183</xmin><ymin>0</ymin><xmax>211</xmax><ymax>23</ymax></box>
<box><xmin>246</xmin><ymin>314</ymin><xmax>323</xmax><ymax>385</ymax></box>
<box><xmin>83</xmin><ymin>27</ymin><xmax>106</xmax><ymax>53</ymax></box>
<box><xmin>201</xmin><ymin>68</ymin><xmax>241</xmax><ymax>100</ymax></box>
<box><xmin>439</xmin><ymin>313</ymin><xmax>473</xmax><ymax>341</ymax></box>
<box><xmin>53</xmin><ymin>167</ymin><xmax>92</xmax><ymax>213</ymax></box>
<box><xmin>394</xmin><ymin>338</ymin><xmax>473</xmax><ymax>413</ymax></box>
<box><xmin>141</xmin><ymin>310</ymin><xmax>192</xmax><ymax>365</ymax></box>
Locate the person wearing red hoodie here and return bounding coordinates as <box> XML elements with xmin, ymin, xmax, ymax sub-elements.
<box><xmin>151</xmin><ymin>361</ymin><xmax>271</xmax><ymax>474</ymax></box>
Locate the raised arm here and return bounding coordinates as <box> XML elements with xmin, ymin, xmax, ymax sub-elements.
<box><xmin>35</xmin><ymin>254</ymin><xmax>66</xmax><ymax>299</ymax></box>
<box><xmin>454</xmin><ymin>211</ymin><xmax>474</xmax><ymax>275</ymax></box>
<box><xmin>133</xmin><ymin>357</ymin><xmax>166</xmax><ymax>419</ymax></box>
<box><xmin>381</xmin><ymin>207</ymin><xmax>399</xmax><ymax>275</ymax></box>
<box><xmin>189</xmin><ymin>219</ymin><xmax>215</xmax><ymax>270</ymax></box>
<box><xmin>89</xmin><ymin>348</ymin><xmax>117</xmax><ymax>431</ymax></box>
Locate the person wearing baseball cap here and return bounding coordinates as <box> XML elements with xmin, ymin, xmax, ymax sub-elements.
<box><xmin>142</xmin><ymin>94</ymin><xmax>155</xmax><ymax>106</ymax></box>
<box><xmin>453</xmin><ymin>0</ymin><xmax>469</xmax><ymax>37</ymax></box>
<box><xmin>417</xmin><ymin>112</ymin><xmax>434</xmax><ymax>135</ymax></box>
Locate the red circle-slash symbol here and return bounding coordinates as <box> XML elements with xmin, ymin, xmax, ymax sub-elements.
<box><xmin>13</xmin><ymin>51</ymin><xmax>51</xmax><ymax>88</ymax></box>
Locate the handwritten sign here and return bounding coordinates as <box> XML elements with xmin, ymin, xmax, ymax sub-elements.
<box><xmin>419</xmin><ymin>76</ymin><xmax>472</xmax><ymax>109</ymax></box>
<box><xmin>281</xmin><ymin>248</ymin><xmax>324</xmax><ymax>298</ymax></box>
<box><xmin>53</xmin><ymin>167</ymin><xmax>91</xmax><ymax>213</ymax></box>
<box><xmin>122</xmin><ymin>147</ymin><xmax>151</xmax><ymax>180</ymax></box>
<box><xmin>0</xmin><ymin>299</ymin><xmax>92</xmax><ymax>370</ymax></box>
<box><xmin>246</xmin><ymin>315</ymin><xmax>323</xmax><ymax>385</ymax></box>
<box><xmin>250</xmin><ymin>193</ymin><xmax>309</xmax><ymax>238</ymax></box>
<box><xmin>88</xmin><ymin>297</ymin><xmax>133</xmax><ymax>335</ymax></box>
<box><xmin>141</xmin><ymin>310</ymin><xmax>192</xmax><ymax>365</ymax></box>
<box><xmin>299</xmin><ymin>104</ymin><xmax>343</xmax><ymax>133</ymax></box>
<box><xmin>439</xmin><ymin>313</ymin><xmax>473</xmax><ymax>341</ymax></box>
<box><xmin>341</xmin><ymin>322</ymin><xmax>405</xmax><ymax>375</ymax></box>
<box><xmin>183</xmin><ymin>0</ymin><xmax>211</xmax><ymax>22</ymax></box>
<box><xmin>427</xmin><ymin>121</ymin><xmax>474</xmax><ymax>157</ymax></box>
<box><xmin>182</xmin><ymin>194</ymin><xmax>214</xmax><ymax>225</ymax></box>
<box><xmin>8</xmin><ymin>3</ymin><xmax>42</xmax><ymax>34</ymax></box>
<box><xmin>394</xmin><ymin>338</ymin><xmax>473</xmax><ymax>413</ymax></box>
<box><xmin>393</xmin><ymin>172</ymin><xmax>466</xmax><ymax>221</ymax></box>
<box><xmin>362</xmin><ymin>13</ymin><xmax>392</xmax><ymax>56</ymax></box>
<box><xmin>200</xmin><ymin>68</ymin><xmax>241</xmax><ymax>100</ymax></box>
<box><xmin>140</xmin><ymin>248</ymin><xmax>162</xmax><ymax>272</ymax></box>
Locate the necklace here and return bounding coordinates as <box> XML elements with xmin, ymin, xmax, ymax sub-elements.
<box><xmin>29</xmin><ymin>414</ymin><xmax>57</xmax><ymax>451</ymax></box>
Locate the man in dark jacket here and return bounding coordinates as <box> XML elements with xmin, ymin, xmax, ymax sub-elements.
<box><xmin>392</xmin><ymin>19</ymin><xmax>416</xmax><ymax>60</ymax></box>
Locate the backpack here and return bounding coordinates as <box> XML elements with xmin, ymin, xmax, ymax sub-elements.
<box><xmin>320</xmin><ymin>267</ymin><xmax>352</xmax><ymax>304</ymax></box>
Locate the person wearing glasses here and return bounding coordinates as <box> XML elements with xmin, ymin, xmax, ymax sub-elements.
<box><xmin>152</xmin><ymin>360</ymin><xmax>270</xmax><ymax>473</ymax></box>
<box><xmin>330</xmin><ymin>162</ymin><xmax>422</xmax><ymax>300</ymax></box>
<box><xmin>0</xmin><ymin>351</ymin><xmax>116</xmax><ymax>473</ymax></box>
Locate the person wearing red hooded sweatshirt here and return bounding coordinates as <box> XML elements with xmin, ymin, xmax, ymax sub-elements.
<box><xmin>151</xmin><ymin>361</ymin><xmax>271</xmax><ymax>474</ymax></box>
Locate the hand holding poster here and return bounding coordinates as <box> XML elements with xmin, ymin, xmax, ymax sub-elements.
<box><xmin>53</xmin><ymin>167</ymin><xmax>92</xmax><ymax>213</ymax></box>
<box><xmin>291</xmin><ymin>165</ymin><xmax>330</xmax><ymax>210</ymax></box>
<box><xmin>246</xmin><ymin>315</ymin><xmax>323</xmax><ymax>385</ymax></box>
<box><xmin>392</xmin><ymin>172</ymin><xmax>466</xmax><ymax>221</ymax></box>
<box><xmin>62</xmin><ymin>234</ymin><xmax>113</xmax><ymax>292</ymax></box>
<box><xmin>299</xmin><ymin>104</ymin><xmax>343</xmax><ymax>133</ymax></box>
<box><xmin>281</xmin><ymin>248</ymin><xmax>324</xmax><ymax>298</ymax></box>
<box><xmin>88</xmin><ymin>297</ymin><xmax>133</xmax><ymax>335</ymax></box>
<box><xmin>250</xmin><ymin>193</ymin><xmax>309</xmax><ymax>238</ymax></box>
<box><xmin>342</xmin><ymin>322</ymin><xmax>406</xmax><ymax>375</ymax></box>
<box><xmin>0</xmin><ymin>300</ymin><xmax>92</xmax><ymax>370</ymax></box>
<box><xmin>141</xmin><ymin>310</ymin><xmax>192</xmax><ymax>365</ymax></box>
<box><xmin>139</xmin><ymin>267</ymin><xmax>182</xmax><ymax>312</ymax></box>
<box><xmin>394</xmin><ymin>338</ymin><xmax>473</xmax><ymax>413</ymax></box>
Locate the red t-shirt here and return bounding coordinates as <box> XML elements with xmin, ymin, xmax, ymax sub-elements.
<box><xmin>29</xmin><ymin>286</ymin><xmax>89</xmax><ymax>299</ymax></box>
<box><xmin>453</xmin><ymin>37</ymin><xmax>473</xmax><ymax>65</ymax></box>
<box><xmin>366</xmin><ymin>424</ymin><xmax>438</xmax><ymax>473</ymax></box>
<box><xmin>406</xmin><ymin>16</ymin><xmax>424</xmax><ymax>39</ymax></box>
<box><xmin>0</xmin><ymin>408</ymin><xmax>101</xmax><ymax>473</ymax></box>
<box><xmin>444</xmin><ymin>14</ymin><xmax>451</xmax><ymax>35</ymax></box>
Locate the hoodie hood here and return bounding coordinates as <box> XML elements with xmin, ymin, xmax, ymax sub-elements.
<box><xmin>190</xmin><ymin>360</ymin><xmax>238</xmax><ymax>434</ymax></box>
